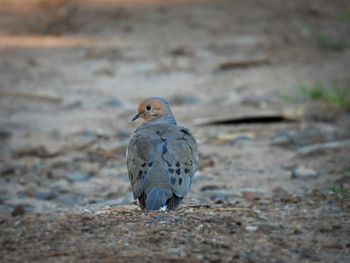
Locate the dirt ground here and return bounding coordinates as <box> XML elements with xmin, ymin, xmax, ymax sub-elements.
<box><xmin>0</xmin><ymin>0</ymin><xmax>350</xmax><ymax>262</ymax></box>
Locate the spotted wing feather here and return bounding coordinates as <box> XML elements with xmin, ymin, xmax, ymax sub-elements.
<box><xmin>127</xmin><ymin>124</ymin><xmax>198</xmax><ymax>210</ymax></box>
<box><xmin>162</xmin><ymin>126</ymin><xmax>198</xmax><ymax>199</ymax></box>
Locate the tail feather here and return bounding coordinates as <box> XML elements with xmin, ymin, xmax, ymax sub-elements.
<box><xmin>146</xmin><ymin>188</ymin><xmax>167</xmax><ymax>211</ymax></box>
<box><xmin>166</xmin><ymin>195</ymin><xmax>183</xmax><ymax>210</ymax></box>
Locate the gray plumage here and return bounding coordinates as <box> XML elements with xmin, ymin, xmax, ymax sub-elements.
<box><xmin>127</xmin><ymin>97</ymin><xmax>198</xmax><ymax>211</ymax></box>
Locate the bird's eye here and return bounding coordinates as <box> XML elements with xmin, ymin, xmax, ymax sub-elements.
<box><xmin>146</xmin><ymin>105</ymin><xmax>151</xmax><ymax>111</ymax></box>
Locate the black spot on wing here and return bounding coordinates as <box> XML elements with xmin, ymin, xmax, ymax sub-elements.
<box><xmin>180</xmin><ymin>129</ymin><xmax>190</xmax><ymax>136</ymax></box>
<box><xmin>176</xmin><ymin>169</ymin><xmax>181</xmax><ymax>175</ymax></box>
<box><xmin>162</xmin><ymin>144</ymin><xmax>168</xmax><ymax>154</ymax></box>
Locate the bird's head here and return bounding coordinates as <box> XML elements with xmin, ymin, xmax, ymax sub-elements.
<box><xmin>132</xmin><ymin>97</ymin><xmax>176</xmax><ymax>124</ymax></box>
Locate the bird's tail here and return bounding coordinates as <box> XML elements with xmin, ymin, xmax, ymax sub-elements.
<box><xmin>146</xmin><ymin>188</ymin><xmax>167</xmax><ymax>211</ymax></box>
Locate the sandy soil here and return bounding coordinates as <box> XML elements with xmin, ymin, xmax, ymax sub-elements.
<box><xmin>0</xmin><ymin>0</ymin><xmax>350</xmax><ymax>262</ymax></box>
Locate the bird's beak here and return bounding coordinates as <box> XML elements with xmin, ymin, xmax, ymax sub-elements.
<box><xmin>132</xmin><ymin>113</ymin><xmax>140</xmax><ymax>121</ymax></box>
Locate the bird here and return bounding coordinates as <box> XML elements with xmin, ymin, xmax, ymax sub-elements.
<box><xmin>126</xmin><ymin>97</ymin><xmax>198</xmax><ymax>211</ymax></box>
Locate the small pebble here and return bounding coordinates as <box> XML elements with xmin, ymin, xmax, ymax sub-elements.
<box><xmin>11</xmin><ymin>204</ymin><xmax>25</xmax><ymax>217</ymax></box>
<box><xmin>291</xmin><ymin>166</ymin><xmax>318</xmax><ymax>179</ymax></box>
<box><xmin>65</xmin><ymin>172</ymin><xmax>90</xmax><ymax>182</ymax></box>
<box><xmin>35</xmin><ymin>191</ymin><xmax>56</xmax><ymax>200</ymax></box>
<box><xmin>242</xmin><ymin>191</ymin><xmax>259</xmax><ymax>202</ymax></box>
<box><xmin>245</xmin><ymin>225</ymin><xmax>258</xmax><ymax>232</ymax></box>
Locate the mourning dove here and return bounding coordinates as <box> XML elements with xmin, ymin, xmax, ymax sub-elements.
<box><xmin>127</xmin><ymin>97</ymin><xmax>198</xmax><ymax>211</ymax></box>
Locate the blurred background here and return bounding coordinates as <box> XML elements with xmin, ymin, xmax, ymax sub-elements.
<box><xmin>0</xmin><ymin>0</ymin><xmax>349</xmax><ymax>216</ymax></box>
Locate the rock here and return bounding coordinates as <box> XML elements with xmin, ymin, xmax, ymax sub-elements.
<box><xmin>0</xmin><ymin>164</ymin><xmax>15</xmax><ymax>175</ymax></box>
<box><xmin>280</xmin><ymin>195</ymin><xmax>302</xmax><ymax>203</ymax></box>
<box><xmin>50</xmin><ymin>179</ymin><xmax>70</xmax><ymax>193</ymax></box>
<box><xmin>79</xmin><ymin>162</ymin><xmax>99</xmax><ymax>175</ymax></box>
<box><xmin>229</xmin><ymin>135</ymin><xmax>253</xmax><ymax>145</ymax></box>
<box><xmin>198</xmin><ymin>156</ymin><xmax>215</xmax><ymax>171</ymax></box>
<box><xmin>272</xmin><ymin>186</ymin><xmax>291</xmax><ymax>200</ymax></box>
<box><xmin>65</xmin><ymin>172</ymin><xmax>90</xmax><ymax>182</ymax></box>
<box><xmin>216</xmin><ymin>56</ymin><xmax>270</xmax><ymax>71</ymax></box>
<box><xmin>291</xmin><ymin>166</ymin><xmax>319</xmax><ymax>179</ymax></box>
<box><xmin>242</xmin><ymin>191</ymin><xmax>260</xmax><ymax>202</ymax></box>
<box><xmin>316</xmin><ymin>222</ymin><xmax>334</xmax><ymax>232</ymax></box>
<box><xmin>245</xmin><ymin>225</ymin><xmax>259</xmax><ymax>232</ymax></box>
<box><xmin>169</xmin><ymin>46</ymin><xmax>194</xmax><ymax>57</ymax></box>
<box><xmin>271</xmin><ymin>131</ymin><xmax>293</xmax><ymax>146</ymax></box>
<box><xmin>35</xmin><ymin>191</ymin><xmax>56</xmax><ymax>200</ymax></box>
<box><xmin>11</xmin><ymin>204</ymin><xmax>25</xmax><ymax>217</ymax></box>
<box><xmin>310</xmin><ymin>188</ymin><xmax>327</xmax><ymax>199</ymax></box>
<box><xmin>21</xmin><ymin>184</ymin><xmax>38</xmax><ymax>198</ymax></box>
<box><xmin>200</xmin><ymin>189</ymin><xmax>234</xmax><ymax>203</ymax></box>
<box><xmin>297</xmin><ymin>140</ymin><xmax>350</xmax><ymax>157</ymax></box>
<box><xmin>216</xmin><ymin>132</ymin><xmax>255</xmax><ymax>144</ymax></box>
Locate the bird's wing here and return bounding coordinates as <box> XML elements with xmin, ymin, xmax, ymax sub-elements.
<box><xmin>158</xmin><ymin>125</ymin><xmax>198</xmax><ymax>198</ymax></box>
<box><xmin>127</xmin><ymin>124</ymin><xmax>198</xmax><ymax>202</ymax></box>
<box><xmin>126</xmin><ymin>127</ymin><xmax>162</xmax><ymax>200</ymax></box>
